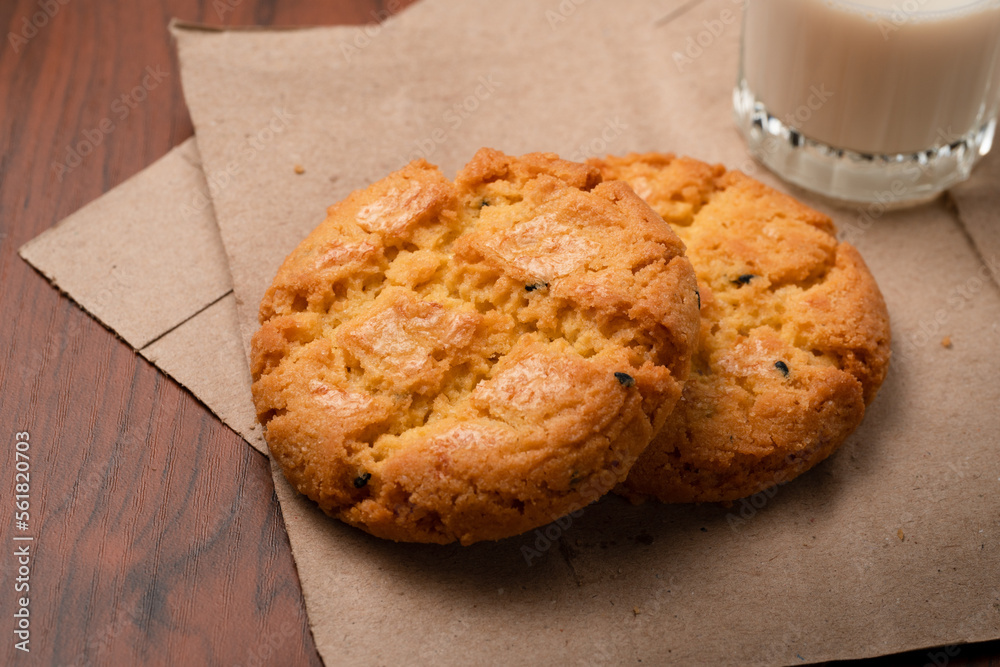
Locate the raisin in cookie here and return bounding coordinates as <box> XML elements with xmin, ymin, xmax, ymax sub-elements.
<box><xmin>251</xmin><ymin>148</ymin><xmax>700</xmax><ymax>544</ymax></box>
<box><xmin>591</xmin><ymin>153</ymin><xmax>891</xmax><ymax>503</ymax></box>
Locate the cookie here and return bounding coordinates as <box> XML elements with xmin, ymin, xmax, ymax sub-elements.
<box><xmin>590</xmin><ymin>153</ymin><xmax>891</xmax><ymax>503</ymax></box>
<box><xmin>250</xmin><ymin>148</ymin><xmax>701</xmax><ymax>544</ymax></box>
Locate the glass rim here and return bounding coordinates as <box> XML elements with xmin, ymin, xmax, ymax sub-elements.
<box><xmin>828</xmin><ymin>0</ymin><xmax>1000</xmax><ymax>19</ymax></box>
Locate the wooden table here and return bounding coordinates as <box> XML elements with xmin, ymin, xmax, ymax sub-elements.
<box><xmin>1</xmin><ymin>1</ymin><xmax>997</xmax><ymax>664</ymax></box>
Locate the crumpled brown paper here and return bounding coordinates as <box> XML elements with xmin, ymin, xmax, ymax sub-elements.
<box><xmin>21</xmin><ymin>0</ymin><xmax>1000</xmax><ymax>664</ymax></box>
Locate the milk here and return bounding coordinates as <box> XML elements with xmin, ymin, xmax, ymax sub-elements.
<box><xmin>741</xmin><ymin>0</ymin><xmax>1000</xmax><ymax>155</ymax></box>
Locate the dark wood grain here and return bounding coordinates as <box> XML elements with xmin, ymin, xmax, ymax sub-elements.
<box><xmin>0</xmin><ymin>1</ymin><xmax>415</xmax><ymax>665</ymax></box>
<box><xmin>0</xmin><ymin>1</ymin><xmax>997</xmax><ymax>665</ymax></box>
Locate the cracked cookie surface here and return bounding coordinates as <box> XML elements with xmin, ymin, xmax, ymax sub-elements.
<box><xmin>251</xmin><ymin>148</ymin><xmax>700</xmax><ymax>544</ymax></box>
<box><xmin>591</xmin><ymin>153</ymin><xmax>891</xmax><ymax>503</ymax></box>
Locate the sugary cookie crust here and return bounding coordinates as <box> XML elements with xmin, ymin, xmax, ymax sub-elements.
<box><xmin>251</xmin><ymin>148</ymin><xmax>701</xmax><ymax>543</ymax></box>
<box><xmin>591</xmin><ymin>153</ymin><xmax>891</xmax><ymax>503</ymax></box>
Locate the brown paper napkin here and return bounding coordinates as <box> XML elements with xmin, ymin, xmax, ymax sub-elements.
<box><xmin>21</xmin><ymin>0</ymin><xmax>1000</xmax><ymax>664</ymax></box>
<box><xmin>19</xmin><ymin>139</ymin><xmax>264</xmax><ymax>451</ymax></box>
<box><xmin>951</xmin><ymin>148</ymin><xmax>1000</xmax><ymax>287</ymax></box>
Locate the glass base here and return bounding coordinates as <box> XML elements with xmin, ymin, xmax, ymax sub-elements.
<box><xmin>733</xmin><ymin>79</ymin><xmax>996</xmax><ymax>207</ymax></box>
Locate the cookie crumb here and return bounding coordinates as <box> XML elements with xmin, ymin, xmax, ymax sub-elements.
<box><xmin>941</xmin><ymin>336</ymin><xmax>952</xmax><ymax>349</ymax></box>
<box><xmin>633</xmin><ymin>607</ymin><xmax>641</xmax><ymax>616</ymax></box>
<box><xmin>897</xmin><ymin>528</ymin><xmax>905</xmax><ymax>542</ymax></box>
<box><xmin>294</xmin><ymin>164</ymin><xmax>305</xmax><ymax>175</ymax></box>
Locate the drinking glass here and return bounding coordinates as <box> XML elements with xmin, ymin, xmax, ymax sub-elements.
<box><xmin>734</xmin><ymin>0</ymin><xmax>1000</xmax><ymax>205</ymax></box>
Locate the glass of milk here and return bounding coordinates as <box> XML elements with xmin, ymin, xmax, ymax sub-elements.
<box><xmin>734</xmin><ymin>0</ymin><xmax>1000</xmax><ymax>205</ymax></box>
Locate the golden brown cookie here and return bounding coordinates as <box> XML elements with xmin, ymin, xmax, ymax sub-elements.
<box><xmin>590</xmin><ymin>153</ymin><xmax>891</xmax><ymax>503</ymax></box>
<box><xmin>251</xmin><ymin>148</ymin><xmax>701</xmax><ymax>544</ymax></box>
